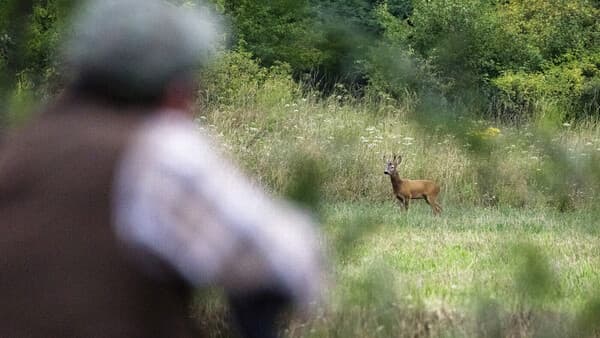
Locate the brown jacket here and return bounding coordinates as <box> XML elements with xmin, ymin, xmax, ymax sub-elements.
<box><xmin>0</xmin><ymin>102</ymin><xmax>198</xmax><ymax>337</ymax></box>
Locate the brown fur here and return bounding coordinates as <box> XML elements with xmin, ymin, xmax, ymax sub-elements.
<box><xmin>384</xmin><ymin>154</ymin><xmax>442</xmax><ymax>215</ymax></box>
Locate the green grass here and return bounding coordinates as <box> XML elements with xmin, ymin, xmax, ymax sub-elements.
<box><xmin>326</xmin><ymin>202</ymin><xmax>600</xmax><ymax>307</ymax></box>
<box><xmin>193</xmin><ymin>202</ymin><xmax>600</xmax><ymax>337</ymax></box>
<box><xmin>284</xmin><ymin>203</ymin><xmax>600</xmax><ymax>337</ymax></box>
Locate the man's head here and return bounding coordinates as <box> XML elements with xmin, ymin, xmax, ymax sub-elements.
<box><xmin>62</xmin><ymin>0</ymin><xmax>219</xmax><ymax>112</ymax></box>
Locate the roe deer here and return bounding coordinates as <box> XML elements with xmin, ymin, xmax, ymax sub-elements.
<box><xmin>383</xmin><ymin>154</ymin><xmax>442</xmax><ymax>215</ymax></box>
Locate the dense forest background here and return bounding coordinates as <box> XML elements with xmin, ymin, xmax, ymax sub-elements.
<box><xmin>1</xmin><ymin>0</ymin><xmax>599</xmax><ymax>126</ymax></box>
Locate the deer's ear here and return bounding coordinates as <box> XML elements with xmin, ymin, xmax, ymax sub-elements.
<box><xmin>397</xmin><ymin>155</ymin><xmax>402</xmax><ymax>164</ymax></box>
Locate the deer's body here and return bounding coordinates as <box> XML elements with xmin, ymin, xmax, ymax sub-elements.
<box><xmin>384</xmin><ymin>155</ymin><xmax>442</xmax><ymax>215</ymax></box>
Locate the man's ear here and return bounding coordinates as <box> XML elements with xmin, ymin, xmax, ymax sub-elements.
<box><xmin>160</xmin><ymin>77</ymin><xmax>197</xmax><ymax>114</ymax></box>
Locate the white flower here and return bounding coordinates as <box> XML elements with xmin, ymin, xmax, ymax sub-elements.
<box><xmin>562</xmin><ymin>122</ymin><xmax>571</xmax><ymax>127</ymax></box>
<box><xmin>403</xmin><ymin>136</ymin><xmax>414</xmax><ymax>141</ymax></box>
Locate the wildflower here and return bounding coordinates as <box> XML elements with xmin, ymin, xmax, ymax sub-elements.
<box><xmin>403</xmin><ymin>136</ymin><xmax>414</xmax><ymax>141</ymax></box>
<box><xmin>562</xmin><ymin>122</ymin><xmax>571</xmax><ymax>127</ymax></box>
<box><xmin>470</xmin><ymin>127</ymin><xmax>501</xmax><ymax>140</ymax></box>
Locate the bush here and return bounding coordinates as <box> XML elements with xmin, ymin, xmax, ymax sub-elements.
<box><xmin>198</xmin><ymin>49</ymin><xmax>299</xmax><ymax>111</ymax></box>
<box><xmin>491</xmin><ymin>56</ymin><xmax>600</xmax><ymax>121</ymax></box>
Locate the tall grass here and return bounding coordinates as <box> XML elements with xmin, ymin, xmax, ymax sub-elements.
<box><xmin>197</xmin><ymin>51</ymin><xmax>600</xmax><ymax>211</ymax></box>
<box><xmin>193</xmin><ymin>51</ymin><xmax>600</xmax><ymax>337</ymax></box>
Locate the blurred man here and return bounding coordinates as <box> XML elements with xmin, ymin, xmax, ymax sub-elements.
<box><xmin>0</xmin><ymin>1</ymin><xmax>322</xmax><ymax>337</ymax></box>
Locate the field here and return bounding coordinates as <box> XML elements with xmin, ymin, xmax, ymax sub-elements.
<box><xmin>194</xmin><ymin>202</ymin><xmax>600</xmax><ymax>337</ymax></box>
<box><xmin>301</xmin><ymin>203</ymin><xmax>600</xmax><ymax>337</ymax></box>
<box><xmin>192</xmin><ymin>65</ymin><xmax>600</xmax><ymax>336</ymax></box>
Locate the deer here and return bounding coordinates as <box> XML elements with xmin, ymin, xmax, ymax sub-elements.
<box><xmin>383</xmin><ymin>154</ymin><xmax>442</xmax><ymax>215</ymax></box>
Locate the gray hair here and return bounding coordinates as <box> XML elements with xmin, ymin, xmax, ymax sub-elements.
<box><xmin>63</xmin><ymin>0</ymin><xmax>220</xmax><ymax>104</ymax></box>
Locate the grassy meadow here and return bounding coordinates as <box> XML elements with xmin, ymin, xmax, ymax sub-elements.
<box><xmin>192</xmin><ymin>57</ymin><xmax>600</xmax><ymax>337</ymax></box>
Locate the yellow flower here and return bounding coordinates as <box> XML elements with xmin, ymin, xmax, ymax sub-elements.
<box><xmin>483</xmin><ymin>127</ymin><xmax>501</xmax><ymax>137</ymax></box>
<box><xmin>470</xmin><ymin>127</ymin><xmax>501</xmax><ymax>140</ymax></box>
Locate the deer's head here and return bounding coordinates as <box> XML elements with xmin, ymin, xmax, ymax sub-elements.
<box><xmin>383</xmin><ymin>154</ymin><xmax>402</xmax><ymax>176</ymax></box>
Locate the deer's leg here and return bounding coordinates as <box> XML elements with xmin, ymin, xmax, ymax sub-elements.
<box><xmin>424</xmin><ymin>195</ymin><xmax>436</xmax><ymax>214</ymax></box>
<box><xmin>404</xmin><ymin>198</ymin><xmax>410</xmax><ymax>211</ymax></box>
<box><xmin>427</xmin><ymin>195</ymin><xmax>442</xmax><ymax>215</ymax></box>
<box><xmin>395</xmin><ymin>195</ymin><xmax>404</xmax><ymax>211</ymax></box>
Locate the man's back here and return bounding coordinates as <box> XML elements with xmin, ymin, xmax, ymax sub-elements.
<box><xmin>0</xmin><ymin>103</ymin><xmax>197</xmax><ymax>337</ymax></box>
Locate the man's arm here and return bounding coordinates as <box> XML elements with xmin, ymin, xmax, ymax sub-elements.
<box><xmin>112</xmin><ymin>115</ymin><xmax>323</xmax><ymax>335</ymax></box>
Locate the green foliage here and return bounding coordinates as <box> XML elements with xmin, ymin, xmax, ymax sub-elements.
<box><xmin>5</xmin><ymin>0</ymin><xmax>600</xmax><ymax>122</ymax></box>
<box><xmin>198</xmin><ymin>49</ymin><xmax>298</xmax><ymax>111</ymax></box>
<box><xmin>492</xmin><ymin>55</ymin><xmax>600</xmax><ymax>121</ymax></box>
<box><xmin>219</xmin><ymin>0</ymin><xmax>323</xmax><ymax>72</ymax></box>
<box><xmin>1</xmin><ymin>0</ymin><xmax>75</xmax><ymax>128</ymax></box>
<box><xmin>365</xmin><ymin>0</ymin><xmax>600</xmax><ymax>120</ymax></box>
